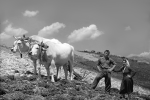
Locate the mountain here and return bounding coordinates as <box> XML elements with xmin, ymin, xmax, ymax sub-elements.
<box><xmin>128</xmin><ymin>52</ymin><xmax>150</xmax><ymax>64</ymax></box>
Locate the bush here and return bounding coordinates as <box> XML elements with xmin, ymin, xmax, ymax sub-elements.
<box><xmin>2</xmin><ymin>91</ymin><xmax>27</xmax><ymax>100</ymax></box>
<box><xmin>26</xmin><ymin>95</ymin><xmax>45</xmax><ymax>100</ymax></box>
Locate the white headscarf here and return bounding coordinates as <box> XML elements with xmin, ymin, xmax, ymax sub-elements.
<box><xmin>126</xmin><ymin>59</ymin><xmax>130</xmax><ymax>67</ymax></box>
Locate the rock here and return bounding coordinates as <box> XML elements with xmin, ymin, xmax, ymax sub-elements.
<box><xmin>0</xmin><ymin>88</ymin><xmax>7</xmax><ymax>95</ymax></box>
<box><xmin>26</xmin><ymin>95</ymin><xmax>45</xmax><ymax>100</ymax></box>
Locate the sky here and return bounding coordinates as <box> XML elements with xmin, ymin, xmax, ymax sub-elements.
<box><xmin>0</xmin><ymin>0</ymin><xmax>150</xmax><ymax>57</ymax></box>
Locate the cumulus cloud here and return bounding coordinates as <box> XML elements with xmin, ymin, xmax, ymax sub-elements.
<box><xmin>38</xmin><ymin>22</ymin><xmax>65</xmax><ymax>37</ymax></box>
<box><xmin>3</xmin><ymin>24</ymin><xmax>28</xmax><ymax>37</ymax></box>
<box><xmin>23</xmin><ymin>10</ymin><xmax>39</xmax><ymax>17</ymax></box>
<box><xmin>128</xmin><ymin>52</ymin><xmax>150</xmax><ymax>58</ymax></box>
<box><xmin>3</xmin><ymin>20</ymin><xmax>9</xmax><ymax>24</ymax></box>
<box><xmin>125</xmin><ymin>26</ymin><xmax>131</xmax><ymax>31</ymax></box>
<box><xmin>0</xmin><ymin>32</ymin><xmax>11</xmax><ymax>40</ymax></box>
<box><xmin>68</xmin><ymin>24</ymin><xmax>104</xmax><ymax>43</ymax></box>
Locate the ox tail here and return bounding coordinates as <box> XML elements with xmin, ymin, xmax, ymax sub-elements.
<box><xmin>70</xmin><ymin>45</ymin><xmax>74</xmax><ymax>63</ymax></box>
<box><xmin>68</xmin><ymin>46</ymin><xmax>74</xmax><ymax>72</ymax></box>
<box><xmin>67</xmin><ymin>45</ymin><xmax>74</xmax><ymax>80</ymax></box>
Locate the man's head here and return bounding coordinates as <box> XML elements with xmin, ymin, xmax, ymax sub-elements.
<box><xmin>104</xmin><ymin>50</ymin><xmax>110</xmax><ymax>57</ymax></box>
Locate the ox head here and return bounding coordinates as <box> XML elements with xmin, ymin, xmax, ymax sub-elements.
<box><xmin>28</xmin><ymin>41</ymin><xmax>49</xmax><ymax>60</ymax></box>
<box><xmin>11</xmin><ymin>35</ymin><xmax>31</xmax><ymax>58</ymax></box>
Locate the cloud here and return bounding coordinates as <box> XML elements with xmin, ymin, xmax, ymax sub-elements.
<box><xmin>125</xmin><ymin>26</ymin><xmax>131</xmax><ymax>31</ymax></box>
<box><xmin>68</xmin><ymin>24</ymin><xmax>104</xmax><ymax>43</ymax></box>
<box><xmin>3</xmin><ymin>24</ymin><xmax>28</xmax><ymax>37</ymax></box>
<box><xmin>38</xmin><ymin>22</ymin><xmax>65</xmax><ymax>37</ymax></box>
<box><xmin>0</xmin><ymin>32</ymin><xmax>11</xmax><ymax>40</ymax></box>
<box><xmin>23</xmin><ymin>10</ymin><xmax>39</xmax><ymax>17</ymax></box>
<box><xmin>138</xmin><ymin>52</ymin><xmax>150</xmax><ymax>58</ymax></box>
<box><xmin>128</xmin><ymin>52</ymin><xmax>150</xmax><ymax>58</ymax></box>
<box><xmin>3</xmin><ymin>20</ymin><xmax>9</xmax><ymax>24</ymax></box>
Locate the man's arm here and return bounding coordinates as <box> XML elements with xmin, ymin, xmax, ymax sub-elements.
<box><xmin>97</xmin><ymin>65</ymin><xmax>102</xmax><ymax>72</ymax></box>
<box><xmin>108</xmin><ymin>59</ymin><xmax>116</xmax><ymax>72</ymax></box>
<box><xmin>97</xmin><ymin>59</ymin><xmax>102</xmax><ymax>72</ymax></box>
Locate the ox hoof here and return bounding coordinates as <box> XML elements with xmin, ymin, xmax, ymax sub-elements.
<box><xmin>51</xmin><ymin>79</ymin><xmax>55</xmax><ymax>83</ymax></box>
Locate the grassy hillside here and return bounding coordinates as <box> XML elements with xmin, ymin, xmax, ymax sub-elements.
<box><xmin>0</xmin><ymin>45</ymin><xmax>150</xmax><ymax>100</ymax></box>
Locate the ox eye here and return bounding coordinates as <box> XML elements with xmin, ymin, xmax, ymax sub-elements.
<box><xmin>36</xmin><ymin>48</ymin><xmax>39</xmax><ymax>49</ymax></box>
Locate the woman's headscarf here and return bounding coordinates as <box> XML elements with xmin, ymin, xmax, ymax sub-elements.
<box><xmin>122</xmin><ymin>57</ymin><xmax>130</xmax><ymax>67</ymax></box>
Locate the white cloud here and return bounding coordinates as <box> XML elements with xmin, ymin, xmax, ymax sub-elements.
<box><xmin>3</xmin><ymin>20</ymin><xmax>9</xmax><ymax>24</ymax></box>
<box><xmin>38</xmin><ymin>22</ymin><xmax>65</xmax><ymax>37</ymax></box>
<box><xmin>125</xmin><ymin>26</ymin><xmax>131</xmax><ymax>31</ymax></box>
<box><xmin>138</xmin><ymin>52</ymin><xmax>150</xmax><ymax>58</ymax></box>
<box><xmin>3</xmin><ymin>24</ymin><xmax>28</xmax><ymax>37</ymax></box>
<box><xmin>68</xmin><ymin>24</ymin><xmax>104</xmax><ymax>43</ymax></box>
<box><xmin>23</xmin><ymin>10</ymin><xmax>39</xmax><ymax>17</ymax></box>
<box><xmin>0</xmin><ymin>32</ymin><xmax>11</xmax><ymax>40</ymax></box>
<box><xmin>128</xmin><ymin>52</ymin><xmax>150</xmax><ymax>58</ymax></box>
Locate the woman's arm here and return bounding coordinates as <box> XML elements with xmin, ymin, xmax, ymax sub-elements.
<box><xmin>113</xmin><ymin>66</ymin><xmax>124</xmax><ymax>72</ymax></box>
<box><xmin>129</xmin><ymin>68</ymin><xmax>136</xmax><ymax>78</ymax></box>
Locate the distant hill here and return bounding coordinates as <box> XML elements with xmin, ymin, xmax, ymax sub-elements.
<box><xmin>128</xmin><ymin>56</ymin><xmax>150</xmax><ymax>64</ymax></box>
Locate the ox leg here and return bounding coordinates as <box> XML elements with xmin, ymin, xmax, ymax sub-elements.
<box><xmin>50</xmin><ymin>65</ymin><xmax>55</xmax><ymax>83</ymax></box>
<box><xmin>45</xmin><ymin>63</ymin><xmax>55</xmax><ymax>82</ymax></box>
<box><xmin>37</xmin><ymin>66</ymin><xmax>41</xmax><ymax>81</ymax></box>
<box><xmin>56</xmin><ymin>66</ymin><xmax>59</xmax><ymax>80</ymax></box>
<box><xmin>68</xmin><ymin>61</ymin><xmax>73</xmax><ymax>81</ymax></box>
<box><xmin>56</xmin><ymin>65</ymin><xmax>62</xmax><ymax>80</ymax></box>
<box><xmin>63</xmin><ymin>64</ymin><xmax>68</xmax><ymax>80</ymax></box>
<box><xmin>33</xmin><ymin>60</ymin><xmax>37</xmax><ymax>75</ymax></box>
<box><xmin>46</xmin><ymin>65</ymin><xmax>50</xmax><ymax>81</ymax></box>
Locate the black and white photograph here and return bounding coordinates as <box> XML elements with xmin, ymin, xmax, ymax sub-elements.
<box><xmin>0</xmin><ymin>0</ymin><xmax>150</xmax><ymax>100</ymax></box>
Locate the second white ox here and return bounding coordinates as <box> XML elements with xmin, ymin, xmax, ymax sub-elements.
<box><xmin>29</xmin><ymin>40</ymin><xmax>74</xmax><ymax>82</ymax></box>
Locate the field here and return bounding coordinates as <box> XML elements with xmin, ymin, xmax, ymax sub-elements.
<box><xmin>0</xmin><ymin>45</ymin><xmax>150</xmax><ymax>100</ymax></box>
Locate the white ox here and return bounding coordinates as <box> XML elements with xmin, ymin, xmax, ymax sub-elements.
<box><xmin>11</xmin><ymin>35</ymin><xmax>62</xmax><ymax>77</ymax></box>
<box><xmin>29</xmin><ymin>40</ymin><xmax>74</xmax><ymax>82</ymax></box>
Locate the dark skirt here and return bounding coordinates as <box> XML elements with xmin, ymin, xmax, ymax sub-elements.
<box><xmin>120</xmin><ymin>76</ymin><xmax>133</xmax><ymax>94</ymax></box>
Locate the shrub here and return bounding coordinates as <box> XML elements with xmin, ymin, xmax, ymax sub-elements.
<box><xmin>2</xmin><ymin>91</ymin><xmax>27</xmax><ymax>100</ymax></box>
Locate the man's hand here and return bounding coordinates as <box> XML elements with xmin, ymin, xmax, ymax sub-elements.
<box><xmin>107</xmin><ymin>68</ymin><xmax>113</xmax><ymax>72</ymax></box>
<box><xmin>127</xmin><ymin>75</ymin><xmax>131</xmax><ymax>78</ymax></box>
<box><xmin>97</xmin><ymin>66</ymin><xmax>102</xmax><ymax>72</ymax></box>
<box><xmin>108</xmin><ymin>65</ymin><xmax>116</xmax><ymax>72</ymax></box>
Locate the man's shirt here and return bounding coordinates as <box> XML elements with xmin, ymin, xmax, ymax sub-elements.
<box><xmin>97</xmin><ymin>56</ymin><xmax>116</xmax><ymax>71</ymax></box>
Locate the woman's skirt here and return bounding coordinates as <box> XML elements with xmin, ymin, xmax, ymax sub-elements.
<box><xmin>119</xmin><ymin>76</ymin><xmax>133</xmax><ymax>94</ymax></box>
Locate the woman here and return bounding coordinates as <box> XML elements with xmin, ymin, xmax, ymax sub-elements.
<box><xmin>114</xmin><ymin>57</ymin><xmax>136</xmax><ymax>100</ymax></box>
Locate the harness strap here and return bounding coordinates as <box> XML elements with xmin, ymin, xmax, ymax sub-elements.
<box><xmin>17</xmin><ymin>40</ymin><xmax>32</xmax><ymax>58</ymax></box>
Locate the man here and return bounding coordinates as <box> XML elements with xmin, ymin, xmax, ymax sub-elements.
<box><xmin>91</xmin><ymin>50</ymin><xmax>116</xmax><ymax>94</ymax></box>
